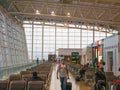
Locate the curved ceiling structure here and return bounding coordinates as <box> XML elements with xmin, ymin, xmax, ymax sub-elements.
<box><xmin>0</xmin><ymin>0</ymin><xmax>120</xmax><ymax>30</ymax></box>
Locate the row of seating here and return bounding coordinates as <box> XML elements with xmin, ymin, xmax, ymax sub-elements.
<box><xmin>66</xmin><ymin>62</ymin><xmax>81</xmax><ymax>76</ymax></box>
<box><xmin>66</xmin><ymin>62</ymin><xmax>119</xmax><ymax>90</ymax></box>
<box><xmin>0</xmin><ymin>80</ymin><xmax>44</xmax><ymax>90</ymax></box>
<box><xmin>0</xmin><ymin>62</ymin><xmax>53</xmax><ymax>90</ymax></box>
<box><xmin>67</xmin><ymin>62</ymin><xmax>95</xmax><ymax>82</ymax></box>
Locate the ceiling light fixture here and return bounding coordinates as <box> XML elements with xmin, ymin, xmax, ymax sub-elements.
<box><xmin>87</xmin><ymin>25</ymin><xmax>91</xmax><ymax>30</ymax></box>
<box><xmin>67</xmin><ymin>12</ymin><xmax>71</xmax><ymax>17</ymax></box>
<box><xmin>98</xmin><ymin>27</ymin><xmax>103</xmax><ymax>31</ymax></box>
<box><xmin>51</xmin><ymin>11</ymin><xmax>55</xmax><ymax>16</ymax></box>
<box><xmin>64</xmin><ymin>23</ymin><xmax>68</xmax><ymax>27</ymax></box>
<box><xmin>35</xmin><ymin>10</ymin><xmax>40</xmax><ymax>15</ymax></box>
<box><xmin>52</xmin><ymin>22</ymin><xmax>55</xmax><ymax>25</ymax></box>
<box><xmin>109</xmin><ymin>29</ymin><xmax>113</xmax><ymax>33</ymax></box>
<box><xmin>76</xmin><ymin>25</ymin><xmax>79</xmax><ymax>28</ymax></box>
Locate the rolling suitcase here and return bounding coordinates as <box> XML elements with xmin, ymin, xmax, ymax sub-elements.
<box><xmin>75</xmin><ymin>76</ymin><xmax>80</xmax><ymax>81</ymax></box>
<box><xmin>66</xmin><ymin>82</ymin><xmax>72</xmax><ymax>90</ymax></box>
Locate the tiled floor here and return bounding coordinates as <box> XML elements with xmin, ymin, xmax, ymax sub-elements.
<box><xmin>49</xmin><ymin>64</ymin><xmax>91</xmax><ymax>90</ymax></box>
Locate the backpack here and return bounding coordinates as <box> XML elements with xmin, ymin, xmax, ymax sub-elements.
<box><xmin>75</xmin><ymin>76</ymin><xmax>80</xmax><ymax>81</ymax></box>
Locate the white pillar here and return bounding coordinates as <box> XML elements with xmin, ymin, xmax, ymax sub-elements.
<box><xmin>41</xmin><ymin>22</ymin><xmax>44</xmax><ymax>60</ymax></box>
<box><xmin>31</xmin><ymin>21</ymin><xmax>34</xmax><ymax>62</ymax></box>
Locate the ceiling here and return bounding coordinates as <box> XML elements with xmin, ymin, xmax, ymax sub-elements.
<box><xmin>0</xmin><ymin>0</ymin><xmax>120</xmax><ymax>30</ymax></box>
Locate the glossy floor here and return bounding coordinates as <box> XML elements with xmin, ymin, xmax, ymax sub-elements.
<box><xmin>49</xmin><ymin>64</ymin><xmax>91</xmax><ymax>90</ymax></box>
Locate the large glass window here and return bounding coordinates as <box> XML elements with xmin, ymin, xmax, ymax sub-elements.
<box><xmin>24</xmin><ymin>21</ymin><xmax>116</xmax><ymax>60</ymax></box>
<box><xmin>56</xmin><ymin>27</ymin><xmax>68</xmax><ymax>49</ymax></box>
<box><xmin>69</xmin><ymin>28</ymin><xmax>80</xmax><ymax>48</ymax></box>
<box><xmin>95</xmin><ymin>31</ymin><xmax>106</xmax><ymax>41</ymax></box>
<box><xmin>24</xmin><ymin>26</ymin><xmax>32</xmax><ymax>60</ymax></box>
<box><xmin>33</xmin><ymin>25</ymin><xmax>42</xmax><ymax>60</ymax></box>
<box><xmin>0</xmin><ymin>45</ymin><xmax>2</xmax><ymax>67</ymax></box>
<box><xmin>43</xmin><ymin>26</ymin><xmax>55</xmax><ymax>60</ymax></box>
<box><xmin>0</xmin><ymin>11</ymin><xmax>28</xmax><ymax>67</ymax></box>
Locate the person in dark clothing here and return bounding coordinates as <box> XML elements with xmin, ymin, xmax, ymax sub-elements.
<box><xmin>30</xmin><ymin>72</ymin><xmax>42</xmax><ymax>81</ymax></box>
<box><xmin>37</xmin><ymin>58</ymin><xmax>39</xmax><ymax>64</ymax></box>
<box><xmin>79</xmin><ymin>65</ymin><xmax>85</xmax><ymax>79</ymax></box>
<box><xmin>79</xmin><ymin>64</ymin><xmax>89</xmax><ymax>79</ymax></box>
<box><xmin>95</xmin><ymin>69</ymin><xmax>106</xmax><ymax>90</ymax></box>
<box><xmin>83</xmin><ymin>63</ymin><xmax>89</xmax><ymax>71</ymax></box>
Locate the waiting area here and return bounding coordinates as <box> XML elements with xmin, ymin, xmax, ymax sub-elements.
<box><xmin>0</xmin><ymin>62</ymin><xmax>52</xmax><ymax>90</ymax></box>
<box><xmin>0</xmin><ymin>61</ymin><xmax>120</xmax><ymax>90</ymax></box>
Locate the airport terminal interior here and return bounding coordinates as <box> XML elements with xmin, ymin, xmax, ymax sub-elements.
<box><xmin>0</xmin><ymin>0</ymin><xmax>120</xmax><ymax>90</ymax></box>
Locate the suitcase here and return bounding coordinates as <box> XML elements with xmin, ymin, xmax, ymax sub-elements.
<box><xmin>66</xmin><ymin>82</ymin><xmax>72</xmax><ymax>90</ymax></box>
<box><xmin>75</xmin><ymin>76</ymin><xmax>80</xmax><ymax>81</ymax></box>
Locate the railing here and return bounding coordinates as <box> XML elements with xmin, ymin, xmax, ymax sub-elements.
<box><xmin>0</xmin><ymin>62</ymin><xmax>36</xmax><ymax>79</ymax></box>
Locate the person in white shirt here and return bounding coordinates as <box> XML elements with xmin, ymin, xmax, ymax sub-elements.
<box><xmin>57</xmin><ymin>59</ymin><xmax>69</xmax><ymax>90</ymax></box>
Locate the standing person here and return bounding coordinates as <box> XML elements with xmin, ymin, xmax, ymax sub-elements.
<box><xmin>36</xmin><ymin>58</ymin><xmax>39</xmax><ymax>64</ymax></box>
<box><xmin>56</xmin><ymin>59</ymin><xmax>69</xmax><ymax>90</ymax></box>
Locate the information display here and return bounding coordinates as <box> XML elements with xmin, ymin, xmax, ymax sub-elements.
<box><xmin>71</xmin><ymin>52</ymin><xmax>79</xmax><ymax>63</ymax></box>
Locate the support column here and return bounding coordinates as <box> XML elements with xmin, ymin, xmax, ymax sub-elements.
<box><xmin>55</xmin><ymin>23</ymin><xmax>56</xmax><ymax>55</ymax></box>
<box><xmin>93</xmin><ymin>26</ymin><xmax>95</xmax><ymax>43</ymax></box>
<box><xmin>4</xmin><ymin>17</ymin><xmax>10</xmax><ymax>66</ymax></box>
<box><xmin>106</xmin><ymin>27</ymin><xmax>107</xmax><ymax>38</ymax></box>
<box><xmin>68</xmin><ymin>25</ymin><xmax>69</xmax><ymax>48</ymax></box>
<box><xmin>80</xmin><ymin>25</ymin><xmax>82</xmax><ymax>49</ymax></box>
<box><xmin>80</xmin><ymin>26</ymin><xmax>82</xmax><ymax>64</ymax></box>
<box><xmin>31</xmin><ymin>21</ymin><xmax>34</xmax><ymax>62</ymax></box>
<box><xmin>41</xmin><ymin>22</ymin><xmax>44</xmax><ymax>60</ymax></box>
<box><xmin>23</xmin><ymin>29</ymin><xmax>29</xmax><ymax>63</ymax></box>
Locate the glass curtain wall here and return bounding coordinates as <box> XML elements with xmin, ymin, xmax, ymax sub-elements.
<box><xmin>69</xmin><ymin>28</ymin><xmax>81</xmax><ymax>48</ymax></box>
<box><xmin>44</xmin><ymin>25</ymin><xmax>55</xmax><ymax>59</ymax></box>
<box><xmin>56</xmin><ymin>27</ymin><xmax>68</xmax><ymax>49</ymax></box>
<box><xmin>0</xmin><ymin>10</ymin><xmax>28</xmax><ymax>67</ymax></box>
<box><xmin>23</xmin><ymin>21</ymin><xmax>115</xmax><ymax>61</ymax></box>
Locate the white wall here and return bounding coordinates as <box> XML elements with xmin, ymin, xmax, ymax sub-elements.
<box><xmin>118</xmin><ymin>34</ymin><xmax>120</xmax><ymax>75</ymax></box>
<box><xmin>103</xmin><ymin>34</ymin><xmax>119</xmax><ymax>75</ymax></box>
<box><xmin>58</xmin><ymin>48</ymin><xmax>82</xmax><ymax>56</ymax></box>
<box><xmin>87</xmin><ymin>47</ymin><xmax>92</xmax><ymax>64</ymax></box>
<box><xmin>81</xmin><ymin>47</ymin><xmax>92</xmax><ymax>65</ymax></box>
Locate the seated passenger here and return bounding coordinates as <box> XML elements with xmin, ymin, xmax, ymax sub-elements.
<box><xmin>83</xmin><ymin>63</ymin><xmax>89</xmax><ymax>71</ymax></box>
<box><xmin>95</xmin><ymin>69</ymin><xmax>106</xmax><ymax>90</ymax></box>
<box><xmin>30</xmin><ymin>72</ymin><xmax>43</xmax><ymax>81</ymax></box>
<box><xmin>79</xmin><ymin>65</ymin><xmax>85</xmax><ymax>79</ymax></box>
<box><xmin>79</xmin><ymin>64</ymin><xmax>89</xmax><ymax>79</ymax></box>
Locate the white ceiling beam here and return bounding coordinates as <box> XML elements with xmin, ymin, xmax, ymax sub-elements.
<box><xmin>12</xmin><ymin>0</ymin><xmax>120</xmax><ymax>14</ymax></box>
<box><xmin>9</xmin><ymin>11</ymin><xmax>120</xmax><ymax>25</ymax></box>
<box><xmin>77</xmin><ymin>7</ymin><xmax>84</xmax><ymax>18</ymax></box>
<box><xmin>98</xmin><ymin>11</ymin><xmax>106</xmax><ymax>19</ymax></box>
<box><xmin>12</xmin><ymin>1</ymin><xmax>22</xmax><ymax>12</ymax></box>
<box><xmin>8</xmin><ymin>2</ymin><xmax>120</xmax><ymax>20</ymax></box>
<box><xmin>14</xmin><ymin>0</ymin><xmax>120</xmax><ymax>9</ymax></box>
<box><xmin>30</xmin><ymin>3</ymin><xmax>35</xmax><ymax>13</ymax></box>
<box><xmin>72</xmin><ymin>7</ymin><xmax>76</xmax><ymax>17</ymax></box>
<box><xmin>111</xmin><ymin>12</ymin><xmax>120</xmax><ymax>20</ymax></box>
<box><xmin>85</xmin><ymin>8</ymin><xmax>91</xmax><ymax>18</ymax></box>
<box><xmin>92</xmin><ymin>7</ymin><xmax>98</xmax><ymax>19</ymax></box>
<box><xmin>7</xmin><ymin>0</ymin><xmax>15</xmax><ymax>11</ymax></box>
<box><xmin>60</xmin><ymin>6</ymin><xmax>63</xmax><ymax>16</ymax></box>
